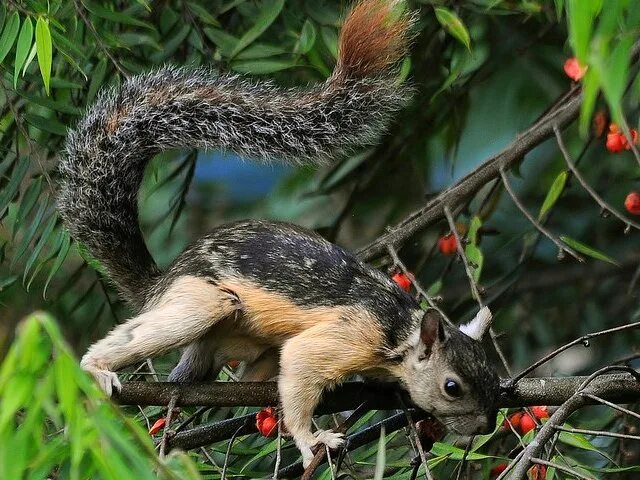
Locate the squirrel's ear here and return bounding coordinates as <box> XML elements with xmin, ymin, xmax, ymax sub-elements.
<box><xmin>459</xmin><ymin>306</ymin><xmax>492</xmax><ymax>341</ymax></box>
<box><xmin>420</xmin><ymin>309</ymin><xmax>446</xmax><ymax>355</ymax></box>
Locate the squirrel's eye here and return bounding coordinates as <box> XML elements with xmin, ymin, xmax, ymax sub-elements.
<box><xmin>444</xmin><ymin>379</ymin><xmax>461</xmax><ymax>397</ymax></box>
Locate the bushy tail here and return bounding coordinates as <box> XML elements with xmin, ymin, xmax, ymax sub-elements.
<box><xmin>57</xmin><ymin>0</ymin><xmax>413</xmax><ymax>308</ymax></box>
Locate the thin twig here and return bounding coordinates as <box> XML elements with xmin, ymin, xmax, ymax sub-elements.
<box><xmin>454</xmin><ymin>436</ymin><xmax>474</xmax><ymax>480</ymax></box>
<box><xmin>581</xmin><ymin>393</ymin><xmax>640</xmax><ymax>421</ymax></box>
<box><xmin>530</xmin><ymin>457</ymin><xmax>595</xmax><ymax>480</ymax></box>
<box><xmin>508</xmin><ymin>321</ymin><xmax>640</xmax><ymax>387</ymax></box>
<box><xmin>386</xmin><ymin>244</ymin><xmax>453</xmax><ymax>326</ymax></box>
<box><xmin>221</xmin><ymin>420</ymin><xmax>249</xmax><ymax>480</ymax></box>
<box><xmin>555</xmin><ymin>125</ymin><xmax>640</xmax><ymax>232</ymax></box>
<box><xmin>443</xmin><ymin>205</ymin><xmax>484</xmax><ymax>306</ymax></box>
<box><xmin>554</xmin><ymin>425</ymin><xmax>640</xmax><ymax>441</ymax></box>
<box><xmin>74</xmin><ymin>0</ymin><xmax>129</xmax><ymax>78</ymax></box>
<box><xmin>499</xmin><ymin>166</ymin><xmax>584</xmax><ymax>263</ymax></box>
<box><xmin>443</xmin><ymin>206</ymin><xmax>512</xmax><ymax>375</ymax></box>
<box><xmin>399</xmin><ymin>398</ymin><xmax>434</xmax><ymax>480</ymax></box>
<box><xmin>273</xmin><ymin>418</ymin><xmax>283</xmax><ymax>480</ymax></box>
<box><xmin>159</xmin><ymin>394</ymin><xmax>178</xmax><ymax>459</ymax></box>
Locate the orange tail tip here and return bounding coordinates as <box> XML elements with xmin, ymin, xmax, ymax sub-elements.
<box><xmin>336</xmin><ymin>0</ymin><xmax>415</xmax><ymax>79</ymax></box>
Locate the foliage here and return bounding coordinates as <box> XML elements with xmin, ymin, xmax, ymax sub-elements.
<box><xmin>0</xmin><ymin>312</ymin><xmax>200</xmax><ymax>480</ymax></box>
<box><xmin>0</xmin><ymin>0</ymin><xmax>639</xmax><ymax>479</ymax></box>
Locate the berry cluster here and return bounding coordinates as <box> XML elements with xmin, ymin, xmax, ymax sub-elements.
<box><xmin>606</xmin><ymin>123</ymin><xmax>638</xmax><ymax>153</ymax></box>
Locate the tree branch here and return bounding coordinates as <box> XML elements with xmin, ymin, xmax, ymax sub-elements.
<box><xmin>356</xmin><ymin>86</ymin><xmax>583</xmax><ymax>262</ymax></box>
<box><xmin>115</xmin><ymin>374</ymin><xmax>640</xmax><ymax>412</ymax></box>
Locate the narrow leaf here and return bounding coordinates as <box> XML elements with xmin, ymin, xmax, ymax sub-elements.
<box><xmin>13</xmin><ymin>175</ymin><xmax>43</xmax><ymax>238</ymax></box>
<box><xmin>13</xmin><ymin>17</ymin><xmax>33</xmax><ymax>88</ymax></box>
<box><xmin>434</xmin><ymin>7</ymin><xmax>471</xmax><ymax>50</ymax></box>
<box><xmin>43</xmin><ymin>230</ymin><xmax>70</xmax><ymax>299</ymax></box>
<box><xmin>296</xmin><ymin>20</ymin><xmax>316</xmax><ymax>55</ymax></box>
<box><xmin>24</xmin><ymin>113</ymin><xmax>67</xmax><ymax>136</ymax></box>
<box><xmin>560</xmin><ymin>235</ymin><xmax>620</xmax><ymax>266</ymax></box>
<box><xmin>230</xmin><ymin>0</ymin><xmax>285</xmax><ymax>58</ymax></box>
<box><xmin>23</xmin><ymin>214</ymin><xmax>57</xmax><ymax>285</ymax></box>
<box><xmin>373</xmin><ymin>426</ymin><xmax>386</xmax><ymax>480</ymax></box>
<box><xmin>231</xmin><ymin>58</ymin><xmax>296</xmax><ymax>74</ymax></box>
<box><xmin>0</xmin><ymin>12</ymin><xmax>20</xmax><ymax>64</ymax></box>
<box><xmin>35</xmin><ymin>17</ymin><xmax>52</xmax><ymax>95</ymax></box>
<box><xmin>538</xmin><ymin>170</ymin><xmax>568</xmax><ymax>220</ymax></box>
<box><xmin>0</xmin><ymin>156</ymin><xmax>29</xmax><ymax>218</ymax></box>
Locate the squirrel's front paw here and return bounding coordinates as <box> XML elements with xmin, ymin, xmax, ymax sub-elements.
<box><xmin>83</xmin><ymin>365</ymin><xmax>122</xmax><ymax>396</ymax></box>
<box><xmin>314</xmin><ymin>429</ymin><xmax>345</xmax><ymax>449</ymax></box>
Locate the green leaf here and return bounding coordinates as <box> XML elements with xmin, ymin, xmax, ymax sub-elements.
<box><xmin>230</xmin><ymin>0</ymin><xmax>284</xmax><ymax>58</ymax></box>
<box><xmin>0</xmin><ymin>5</ymin><xmax>6</xmax><ymax>34</ymax></box>
<box><xmin>538</xmin><ymin>170</ymin><xmax>568</xmax><ymax>220</ymax></box>
<box><xmin>231</xmin><ymin>58</ymin><xmax>296</xmax><ymax>74</ymax></box>
<box><xmin>0</xmin><ymin>12</ymin><xmax>20</xmax><ymax>64</ymax></box>
<box><xmin>566</xmin><ymin>0</ymin><xmax>594</xmax><ymax>60</ymax></box>
<box><xmin>0</xmin><ymin>156</ymin><xmax>29</xmax><ymax>218</ymax></box>
<box><xmin>23</xmin><ymin>214</ymin><xmax>57</xmax><ymax>285</ymax></box>
<box><xmin>43</xmin><ymin>230</ymin><xmax>70</xmax><ymax>299</ymax></box>
<box><xmin>35</xmin><ymin>17</ymin><xmax>52</xmax><ymax>95</ymax></box>
<box><xmin>465</xmin><ymin>243</ymin><xmax>484</xmax><ymax>283</ymax></box>
<box><xmin>560</xmin><ymin>235</ymin><xmax>620</xmax><ymax>266</ymax></box>
<box><xmin>203</xmin><ymin>27</ymin><xmax>238</xmax><ymax>57</ymax></box>
<box><xmin>18</xmin><ymin>90</ymin><xmax>81</xmax><ymax>115</ymax></box>
<box><xmin>320</xmin><ymin>26</ymin><xmax>338</xmax><ymax>59</ymax></box>
<box><xmin>467</xmin><ymin>215</ymin><xmax>482</xmax><ymax>245</ymax></box>
<box><xmin>434</xmin><ymin>7</ymin><xmax>471</xmax><ymax>50</ymax></box>
<box><xmin>24</xmin><ymin>113</ymin><xmax>67</xmax><ymax>136</ymax></box>
<box><xmin>13</xmin><ymin>175</ymin><xmax>42</xmax><ymax>237</ymax></box>
<box><xmin>234</xmin><ymin>42</ymin><xmax>286</xmax><ymax>60</ymax></box>
<box><xmin>13</xmin><ymin>17</ymin><xmax>33</xmax><ymax>88</ymax></box>
<box><xmin>84</xmin><ymin>1</ymin><xmax>153</xmax><ymax>29</ymax></box>
<box><xmin>295</xmin><ymin>20</ymin><xmax>316</xmax><ymax>55</ymax></box>
<box><xmin>12</xmin><ymin>196</ymin><xmax>48</xmax><ymax>265</ymax></box>
<box><xmin>87</xmin><ymin>59</ymin><xmax>108</xmax><ymax>104</ymax></box>
<box><xmin>373</xmin><ymin>426</ymin><xmax>386</xmax><ymax>480</ymax></box>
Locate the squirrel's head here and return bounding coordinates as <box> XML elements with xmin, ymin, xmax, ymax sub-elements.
<box><xmin>401</xmin><ymin>307</ymin><xmax>500</xmax><ymax>436</ymax></box>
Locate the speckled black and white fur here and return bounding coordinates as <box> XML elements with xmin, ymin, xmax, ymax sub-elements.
<box><xmin>57</xmin><ymin>0</ymin><xmax>500</xmax><ymax>467</ymax></box>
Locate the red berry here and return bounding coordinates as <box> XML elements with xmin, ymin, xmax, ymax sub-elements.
<box><xmin>438</xmin><ymin>234</ymin><xmax>458</xmax><ymax>255</ymax></box>
<box><xmin>519</xmin><ymin>413</ymin><xmax>536</xmax><ymax>434</ymax></box>
<box><xmin>606</xmin><ymin>132</ymin><xmax>625</xmax><ymax>153</ymax></box>
<box><xmin>529</xmin><ymin>464</ymin><xmax>547</xmax><ymax>480</ymax></box>
<box><xmin>502</xmin><ymin>411</ymin><xmax>523</xmax><ymax>430</ymax></box>
<box><xmin>490</xmin><ymin>463</ymin><xmax>508</xmax><ymax>478</ymax></box>
<box><xmin>256</xmin><ymin>407</ymin><xmax>278</xmax><ymax>437</ymax></box>
<box><xmin>392</xmin><ymin>272</ymin><xmax>413</xmax><ymax>292</ymax></box>
<box><xmin>625</xmin><ymin>192</ymin><xmax>640</xmax><ymax>215</ymax></box>
<box><xmin>563</xmin><ymin>57</ymin><xmax>587</xmax><ymax>81</ymax></box>
<box><xmin>148</xmin><ymin>417</ymin><xmax>166</xmax><ymax>435</ymax></box>
<box><xmin>531</xmin><ymin>406</ymin><xmax>549</xmax><ymax>419</ymax></box>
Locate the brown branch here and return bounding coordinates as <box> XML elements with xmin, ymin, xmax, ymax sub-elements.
<box><xmin>115</xmin><ymin>374</ymin><xmax>640</xmax><ymax>413</ymax></box>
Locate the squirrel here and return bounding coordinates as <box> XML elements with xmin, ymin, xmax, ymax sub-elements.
<box><xmin>58</xmin><ymin>0</ymin><xmax>500</xmax><ymax>467</ymax></box>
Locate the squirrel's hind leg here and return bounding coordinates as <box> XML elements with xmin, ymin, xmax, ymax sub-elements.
<box><xmin>240</xmin><ymin>348</ymin><xmax>280</xmax><ymax>382</ymax></box>
<box><xmin>167</xmin><ymin>329</ymin><xmax>221</xmax><ymax>382</ymax></box>
<box><xmin>81</xmin><ymin>275</ymin><xmax>241</xmax><ymax>395</ymax></box>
